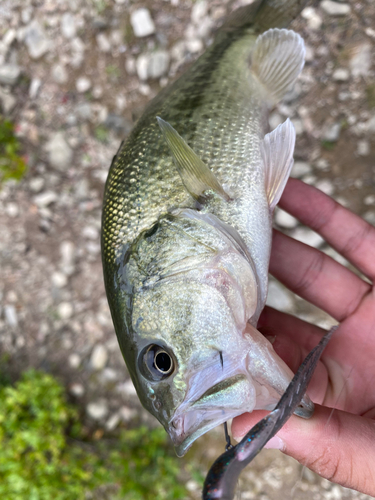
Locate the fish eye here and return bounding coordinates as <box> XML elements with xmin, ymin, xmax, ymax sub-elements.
<box><xmin>141</xmin><ymin>344</ymin><xmax>175</xmax><ymax>381</ymax></box>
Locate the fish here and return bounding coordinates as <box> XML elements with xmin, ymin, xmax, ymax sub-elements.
<box><xmin>101</xmin><ymin>0</ymin><xmax>311</xmax><ymax>457</ymax></box>
<box><xmin>202</xmin><ymin>326</ymin><xmax>337</xmax><ymax>500</ymax></box>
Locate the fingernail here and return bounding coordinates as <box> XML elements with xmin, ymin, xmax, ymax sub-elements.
<box><xmin>264</xmin><ymin>436</ymin><xmax>285</xmax><ymax>451</ymax></box>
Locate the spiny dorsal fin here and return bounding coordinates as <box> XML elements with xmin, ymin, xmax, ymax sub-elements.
<box><xmin>252</xmin><ymin>28</ymin><xmax>305</xmax><ymax>102</ymax></box>
<box><xmin>157</xmin><ymin>117</ymin><xmax>230</xmax><ymax>202</ymax></box>
<box><xmin>260</xmin><ymin>118</ymin><xmax>295</xmax><ymax>211</ymax></box>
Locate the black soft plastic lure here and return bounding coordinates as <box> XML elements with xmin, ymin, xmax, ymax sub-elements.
<box><xmin>203</xmin><ymin>326</ymin><xmax>337</xmax><ymax>500</ymax></box>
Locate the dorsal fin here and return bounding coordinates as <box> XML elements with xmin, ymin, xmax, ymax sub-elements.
<box><xmin>157</xmin><ymin>117</ymin><xmax>231</xmax><ymax>202</ymax></box>
<box><xmin>260</xmin><ymin>118</ymin><xmax>296</xmax><ymax>210</ymax></box>
<box><xmin>251</xmin><ymin>28</ymin><xmax>305</xmax><ymax>102</ymax></box>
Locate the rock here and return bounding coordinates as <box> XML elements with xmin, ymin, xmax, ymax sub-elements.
<box><xmin>119</xmin><ymin>406</ymin><xmax>137</xmax><ymax>422</ymax></box>
<box><xmin>82</xmin><ymin>226</ymin><xmax>99</xmax><ymax>240</ymax></box>
<box><xmin>364</xmin><ymin>211</ymin><xmax>375</xmax><ymax>226</ymax></box>
<box><xmin>90</xmin><ymin>344</ymin><xmax>108</xmax><ymax>370</ymax></box>
<box><xmin>0</xmin><ymin>88</ymin><xmax>16</xmax><ymax>113</ymax></box>
<box><xmin>275</xmin><ymin>208</ymin><xmax>298</xmax><ymax>229</ymax></box>
<box><xmin>29</xmin><ymin>177</ymin><xmax>44</xmax><ymax>192</ymax></box>
<box><xmin>58</xmin><ymin>302</ymin><xmax>73</xmax><ymax>320</ymax></box>
<box><xmin>70</xmin><ymin>383</ymin><xmax>85</xmax><ymax>397</ymax></box>
<box><xmin>24</xmin><ymin>20</ymin><xmax>50</xmax><ymax>59</ymax></box>
<box><xmin>0</xmin><ymin>64</ymin><xmax>21</xmax><ymax>85</ymax></box>
<box><xmin>60</xmin><ymin>241</ymin><xmax>76</xmax><ymax>276</ymax></box>
<box><xmin>191</xmin><ymin>0</ymin><xmax>208</xmax><ymax>25</ymax></box>
<box><xmin>301</xmin><ymin>6</ymin><xmax>322</xmax><ymax>30</ymax></box>
<box><xmin>34</xmin><ymin>191</ymin><xmax>58</xmax><ymax>207</ymax></box>
<box><xmin>315</xmin><ymin>158</ymin><xmax>330</xmax><ymax>171</ymax></box>
<box><xmin>45</xmin><ymin>132</ymin><xmax>73</xmax><ymax>170</ymax></box>
<box><xmin>349</xmin><ymin>44</ymin><xmax>371</xmax><ymax>78</ymax></box>
<box><xmin>105</xmin><ymin>114</ymin><xmax>132</xmax><ymax>135</ymax></box>
<box><xmin>70</xmin><ymin>37</ymin><xmax>85</xmax><ymax>68</ymax></box>
<box><xmin>105</xmin><ymin>413</ymin><xmax>120</xmax><ymax>431</ymax></box>
<box><xmin>68</xmin><ymin>353</ymin><xmax>81</xmax><ymax>369</ymax></box>
<box><xmin>51</xmin><ymin>271</ymin><xmax>68</xmax><ymax>288</ymax></box>
<box><xmin>291</xmin><ymin>227</ymin><xmax>325</xmax><ymax>248</ymax></box>
<box><xmin>316</xmin><ymin>179</ymin><xmax>334</xmax><ymax>196</ymax></box>
<box><xmin>292</xmin><ymin>161</ymin><xmax>312</xmax><ymax>178</ymax></box>
<box><xmin>269</xmin><ymin>112</ymin><xmax>283</xmax><ymax>130</ymax></box>
<box><xmin>322</xmin><ymin>122</ymin><xmax>341</xmax><ymax>142</ymax></box>
<box><xmin>321</xmin><ymin>1</ymin><xmax>351</xmax><ymax>15</ymax></box>
<box><xmin>61</xmin><ymin>13</ymin><xmax>76</xmax><ymax>39</ymax></box>
<box><xmin>86</xmin><ymin>400</ymin><xmax>109</xmax><ymax>420</ymax></box>
<box><xmin>130</xmin><ymin>8</ymin><xmax>155</xmax><ymax>38</ymax></box>
<box><xmin>357</xmin><ymin>140</ymin><xmax>370</xmax><ymax>156</ymax></box>
<box><xmin>332</xmin><ymin>68</ymin><xmax>349</xmax><ymax>81</ymax></box>
<box><xmin>117</xmin><ymin>379</ymin><xmax>137</xmax><ymax>397</ymax></box>
<box><xmin>136</xmin><ymin>54</ymin><xmax>149</xmax><ymax>80</ymax></box>
<box><xmin>266</xmin><ymin>280</ymin><xmax>294</xmax><ymax>312</ymax></box>
<box><xmin>291</xmin><ymin>118</ymin><xmax>304</xmax><ymax>135</ymax></box>
<box><xmin>4</xmin><ymin>304</ymin><xmax>18</xmax><ymax>327</ymax></box>
<box><xmin>29</xmin><ymin>78</ymin><xmax>41</xmax><ymax>98</ymax></box>
<box><xmin>5</xmin><ymin>203</ymin><xmax>19</xmax><ymax>217</ymax></box>
<box><xmin>96</xmin><ymin>33</ymin><xmax>111</xmax><ymax>52</ymax></box>
<box><xmin>76</xmin><ymin>102</ymin><xmax>92</xmax><ymax>121</ymax></box>
<box><xmin>76</xmin><ymin>76</ymin><xmax>91</xmax><ymax>93</ymax></box>
<box><xmin>51</xmin><ymin>64</ymin><xmax>68</xmax><ymax>84</ymax></box>
<box><xmin>364</xmin><ymin>194</ymin><xmax>375</xmax><ymax>206</ymax></box>
<box><xmin>148</xmin><ymin>50</ymin><xmax>170</xmax><ymax>79</ymax></box>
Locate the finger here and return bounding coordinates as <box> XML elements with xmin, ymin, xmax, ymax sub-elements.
<box><xmin>269</xmin><ymin>230</ymin><xmax>371</xmax><ymax>321</ymax></box>
<box><xmin>232</xmin><ymin>406</ymin><xmax>375</xmax><ymax>496</ymax></box>
<box><xmin>280</xmin><ymin>178</ymin><xmax>375</xmax><ymax>281</ymax></box>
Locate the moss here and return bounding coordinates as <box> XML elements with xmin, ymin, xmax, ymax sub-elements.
<box><xmin>0</xmin><ymin>116</ymin><xmax>27</xmax><ymax>186</ymax></box>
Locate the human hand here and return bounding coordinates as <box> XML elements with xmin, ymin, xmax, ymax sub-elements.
<box><xmin>232</xmin><ymin>178</ymin><xmax>375</xmax><ymax>495</ymax></box>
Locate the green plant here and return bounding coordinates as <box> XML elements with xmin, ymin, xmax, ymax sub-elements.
<box><xmin>94</xmin><ymin>124</ymin><xmax>109</xmax><ymax>143</ymax></box>
<box><xmin>0</xmin><ymin>116</ymin><xmax>27</xmax><ymax>185</ymax></box>
<box><xmin>0</xmin><ymin>370</ymin><xmax>199</xmax><ymax>500</ymax></box>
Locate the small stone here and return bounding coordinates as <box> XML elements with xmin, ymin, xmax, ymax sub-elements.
<box><xmin>117</xmin><ymin>379</ymin><xmax>137</xmax><ymax>397</ymax></box>
<box><xmin>45</xmin><ymin>132</ymin><xmax>73</xmax><ymax>170</ymax></box>
<box><xmin>68</xmin><ymin>353</ymin><xmax>81</xmax><ymax>369</ymax></box>
<box><xmin>86</xmin><ymin>400</ymin><xmax>108</xmax><ymax>420</ymax></box>
<box><xmin>191</xmin><ymin>0</ymin><xmax>208</xmax><ymax>24</ymax></box>
<box><xmin>4</xmin><ymin>304</ymin><xmax>18</xmax><ymax>327</ymax></box>
<box><xmin>357</xmin><ymin>140</ymin><xmax>370</xmax><ymax>156</ymax></box>
<box><xmin>332</xmin><ymin>68</ymin><xmax>349</xmax><ymax>81</ymax></box>
<box><xmin>291</xmin><ymin>118</ymin><xmax>304</xmax><ymax>135</ymax></box>
<box><xmin>29</xmin><ymin>177</ymin><xmax>44</xmax><ymax>192</ymax></box>
<box><xmin>90</xmin><ymin>344</ymin><xmax>108</xmax><ymax>370</ymax></box>
<box><xmin>70</xmin><ymin>383</ymin><xmax>85</xmax><ymax>397</ymax></box>
<box><xmin>301</xmin><ymin>7</ymin><xmax>322</xmax><ymax>30</ymax></box>
<box><xmin>96</xmin><ymin>33</ymin><xmax>111</xmax><ymax>52</ymax></box>
<box><xmin>51</xmin><ymin>64</ymin><xmax>68</xmax><ymax>84</ymax></box>
<box><xmin>60</xmin><ymin>241</ymin><xmax>75</xmax><ymax>276</ymax></box>
<box><xmin>130</xmin><ymin>8</ymin><xmax>155</xmax><ymax>38</ymax></box>
<box><xmin>269</xmin><ymin>112</ymin><xmax>283</xmax><ymax>130</ymax></box>
<box><xmin>266</xmin><ymin>280</ymin><xmax>294</xmax><ymax>312</ymax></box>
<box><xmin>316</xmin><ymin>179</ymin><xmax>334</xmax><ymax>196</ymax></box>
<box><xmin>76</xmin><ymin>76</ymin><xmax>91</xmax><ymax>93</ymax></box>
<box><xmin>0</xmin><ymin>64</ymin><xmax>21</xmax><ymax>85</ymax></box>
<box><xmin>82</xmin><ymin>226</ymin><xmax>99</xmax><ymax>240</ymax></box>
<box><xmin>292</xmin><ymin>227</ymin><xmax>325</xmax><ymax>248</ymax></box>
<box><xmin>349</xmin><ymin>44</ymin><xmax>371</xmax><ymax>78</ymax></box>
<box><xmin>34</xmin><ymin>191</ymin><xmax>58</xmax><ymax>207</ymax></box>
<box><xmin>136</xmin><ymin>54</ymin><xmax>149</xmax><ymax>80</ymax></box>
<box><xmin>119</xmin><ymin>406</ymin><xmax>137</xmax><ymax>422</ymax></box>
<box><xmin>322</xmin><ymin>122</ymin><xmax>341</xmax><ymax>142</ymax></box>
<box><xmin>304</xmin><ymin>45</ymin><xmax>314</xmax><ymax>63</ymax></box>
<box><xmin>52</xmin><ymin>271</ymin><xmax>68</xmax><ymax>288</ymax></box>
<box><xmin>24</xmin><ymin>20</ymin><xmax>50</xmax><ymax>59</ymax></box>
<box><xmin>5</xmin><ymin>203</ymin><xmax>19</xmax><ymax>217</ymax></box>
<box><xmin>315</xmin><ymin>158</ymin><xmax>330</xmax><ymax>171</ymax></box>
<box><xmin>364</xmin><ymin>194</ymin><xmax>375</xmax><ymax>206</ymax></box>
<box><xmin>61</xmin><ymin>13</ymin><xmax>76</xmax><ymax>39</ymax></box>
<box><xmin>292</xmin><ymin>161</ymin><xmax>312</xmax><ymax>178</ymax></box>
<box><xmin>275</xmin><ymin>208</ymin><xmax>298</xmax><ymax>229</ymax></box>
<box><xmin>105</xmin><ymin>413</ymin><xmax>120</xmax><ymax>431</ymax></box>
<box><xmin>321</xmin><ymin>1</ymin><xmax>351</xmax><ymax>15</ymax></box>
<box><xmin>0</xmin><ymin>88</ymin><xmax>16</xmax><ymax>113</ymax></box>
<box><xmin>148</xmin><ymin>50</ymin><xmax>170</xmax><ymax>79</ymax></box>
<box><xmin>58</xmin><ymin>302</ymin><xmax>73</xmax><ymax>320</ymax></box>
<box><xmin>29</xmin><ymin>78</ymin><xmax>41</xmax><ymax>98</ymax></box>
<box><xmin>186</xmin><ymin>38</ymin><xmax>203</xmax><ymax>53</ymax></box>
<box><xmin>364</xmin><ymin>211</ymin><xmax>375</xmax><ymax>226</ymax></box>
<box><xmin>186</xmin><ymin>480</ymin><xmax>200</xmax><ymax>492</ymax></box>
<box><xmin>76</xmin><ymin>102</ymin><xmax>92</xmax><ymax>121</ymax></box>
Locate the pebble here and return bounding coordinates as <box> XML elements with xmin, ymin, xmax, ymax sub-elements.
<box><xmin>34</xmin><ymin>191</ymin><xmax>58</xmax><ymax>207</ymax></box>
<box><xmin>90</xmin><ymin>344</ymin><xmax>108</xmax><ymax>370</ymax></box>
<box><xmin>5</xmin><ymin>203</ymin><xmax>19</xmax><ymax>218</ymax></box>
<box><xmin>119</xmin><ymin>406</ymin><xmax>137</xmax><ymax>422</ymax></box>
<box><xmin>292</xmin><ymin>161</ymin><xmax>312</xmax><ymax>178</ymax></box>
<box><xmin>316</xmin><ymin>179</ymin><xmax>334</xmax><ymax>196</ymax></box>
<box><xmin>105</xmin><ymin>413</ymin><xmax>120</xmax><ymax>431</ymax></box>
<box><xmin>4</xmin><ymin>304</ymin><xmax>18</xmax><ymax>327</ymax></box>
<box><xmin>266</xmin><ymin>280</ymin><xmax>294</xmax><ymax>313</ymax></box>
<box><xmin>68</xmin><ymin>353</ymin><xmax>81</xmax><ymax>369</ymax></box>
<box><xmin>51</xmin><ymin>64</ymin><xmax>68</xmax><ymax>84</ymax></box>
<box><xmin>0</xmin><ymin>64</ymin><xmax>21</xmax><ymax>85</ymax></box>
<box><xmin>148</xmin><ymin>50</ymin><xmax>170</xmax><ymax>79</ymax></box>
<box><xmin>96</xmin><ymin>32</ymin><xmax>111</xmax><ymax>53</ymax></box>
<box><xmin>29</xmin><ymin>176</ymin><xmax>45</xmax><ymax>192</ymax></box>
<box><xmin>70</xmin><ymin>382</ymin><xmax>85</xmax><ymax>397</ymax></box>
<box><xmin>86</xmin><ymin>400</ymin><xmax>109</xmax><ymax>420</ymax></box>
<box><xmin>322</xmin><ymin>122</ymin><xmax>341</xmax><ymax>142</ymax></box>
<box><xmin>130</xmin><ymin>8</ymin><xmax>155</xmax><ymax>38</ymax></box>
<box><xmin>191</xmin><ymin>0</ymin><xmax>208</xmax><ymax>25</ymax></box>
<box><xmin>364</xmin><ymin>211</ymin><xmax>375</xmax><ymax>226</ymax></box>
<box><xmin>24</xmin><ymin>20</ymin><xmax>50</xmax><ymax>59</ymax></box>
<box><xmin>29</xmin><ymin>78</ymin><xmax>41</xmax><ymax>98</ymax></box>
<box><xmin>117</xmin><ymin>379</ymin><xmax>137</xmax><ymax>397</ymax></box>
<box><xmin>51</xmin><ymin>271</ymin><xmax>68</xmax><ymax>288</ymax></box>
<box><xmin>320</xmin><ymin>1</ymin><xmax>351</xmax><ymax>16</ymax></box>
<box><xmin>357</xmin><ymin>140</ymin><xmax>370</xmax><ymax>156</ymax></box>
<box><xmin>60</xmin><ymin>241</ymin><xmax>76</xmax><ymax>276</ymax></box>
<box><xmin>349</xmin><ymin>44</ymin><xmax>371</xmax><ymax>78</ymax></box>
<box><xmin>58</xmin><ymin>302</ymin><xmax>73</xmax><ymax>320</ymax></box>
<box><xmin>0</xmin><ymin>87</ymin><xmax>16</xmax><ymax>113</ymax></box>
<box><xmin>332</xmin><ymin>68</ymin><xmax>349</xmax><ymax>82</ymax></box>
<box><xmin>275</xmin><ymin>208</ymin><xmax>299</xmax><ymax>229</ymax></box>
<box><xmin>291</xmin><ymin>227</ymin><xmax>325</xmax><ymax>248</ymax></box>
<box><xmin>45</xmin><ymin>132</ymin><xmax>73</xmax><ymax>170</ymax></box>
<box><xmin>301</xmin><ymin>6</ymin><xmax>322</xmax><ymax>30</ymax></box>
<box><xmin>364</xmin><ymin>194</ymin><xmax>375</xmax><ymax>206</ymax></box>
<box><xmin>82</xmin><ymin>225</ymin><xmax>99</xmax><ymax>240</ymax></box>
<box><xmin>76</xmin><ymin>76</ymin><xmax>91</xmax><ymax>93</ymax></box>
<box><xmin>61</xmin><ymin>12</ymin><xmax>76</xmax><ymax>39</ymax></box>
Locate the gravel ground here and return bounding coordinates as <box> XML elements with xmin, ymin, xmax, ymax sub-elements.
<box><xmin>0</xmin><ymin>0</ymin><xmax>374</xmax><ymax>498</ymax></box>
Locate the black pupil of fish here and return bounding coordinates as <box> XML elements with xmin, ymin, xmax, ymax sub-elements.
<box><xmin>154</xmin><ymin>351</ymin><xmax>172</xmax><ymax>373</ymax></box>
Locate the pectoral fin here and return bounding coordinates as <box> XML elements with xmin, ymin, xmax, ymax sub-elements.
<box><xmin>157</xmin><ymin>117</ymin><xmax>230</xmax><ymax>202</ymax></box>
<box><xmin>261</xmin><ymin>118</ymin><xmax>296</xmax><ymax>211</ymax></box>
<box><xmin>252</xmin><ymin>28</ymin><xmax>305</xmax><ymax>102</ymax></box>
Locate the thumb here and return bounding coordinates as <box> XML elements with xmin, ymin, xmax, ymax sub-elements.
<box><xmin>232</xmin><ymin>405</ymin><xmax>375</xmax><ymax>496</ymax></box>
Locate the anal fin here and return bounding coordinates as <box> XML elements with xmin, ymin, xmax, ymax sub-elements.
<box><xmin>261</xmin><ymin>118</ymin><xmax>296</xmax><ymax>211</ymax></box>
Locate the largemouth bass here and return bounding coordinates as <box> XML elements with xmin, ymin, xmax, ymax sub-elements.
<box><xmin>102</xmin><ymin>0</ymin><xmax>311</xmax><ymax>456</ymax></box>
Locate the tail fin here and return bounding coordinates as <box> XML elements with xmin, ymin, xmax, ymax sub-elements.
<box><xmin>220</xmin><ymin>0</ymin><xmax>308</xmax><ymax>35</ymax></box>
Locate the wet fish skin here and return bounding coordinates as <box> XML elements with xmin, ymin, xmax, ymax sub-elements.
<box><xmin>102</xmin><ymin>0</ymin><xmax>310</xmax><ymax>456</ymax></box>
